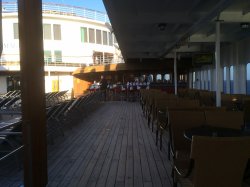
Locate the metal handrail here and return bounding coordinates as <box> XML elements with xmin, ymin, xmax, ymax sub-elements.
<box><xmin>2</xmin><ymin>2</ymin><xmax>110</xmax><ymax>23</ymax></box>
<box><xmin>0</xmin><ymin>55</ymin><xmax>124</xmax><ymax>67</ymax></box>
<box><xmin>0</xmin><ymin>145</ymin><xmax>23</xmax><ymax>162</ymax></box>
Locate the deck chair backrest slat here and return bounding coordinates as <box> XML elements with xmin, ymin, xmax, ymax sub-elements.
<box><xmin>191</xmin><ymin>136</ymin><xmax>250</xmax><ymax>187</ymax></box>
<box><xmin>205</xmin><ymin>111</ymin><xmax>244</xmax><ymax>129</ymax></box>
<box><xmin>169</xmin><ymin>111</ymin><xmax>206</xmax><ymax>152</ymax></box>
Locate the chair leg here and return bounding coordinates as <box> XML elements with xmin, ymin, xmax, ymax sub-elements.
<box><xmin>168</xmin><ymin>141</ymin><xmax>171</xmax><ymax>160</ymax></box>
<box><xmin>172</xmin><ymin>168</ymin><xmax>178</xmax><ymax>187</ymax></box>
<box><xmin>148</xmin><ymin>115</ymin><xmax>151</xmax><ymax>128</ymax></box>
<box><xmin>156</xmin><ymin>129</ymin><xmax>158</xmax><ymax>146</ymax></box>
<box><xmin>160</xmin><ymin>131</ymin><xmax>163</xmax><ymax>150</ymax></box>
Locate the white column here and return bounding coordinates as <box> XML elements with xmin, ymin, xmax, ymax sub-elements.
<box><xmin>174</xmin><ymin>51</ymin><xmax>178</xmax><ymax>95</ymax></box>
<box><xmin>189</xmin><ymin>71</ymin><xmax>193</xmax><ymax>88</ymax></box>
<box><xmin>193</xmin><ymin>71</ymin><xmax>196</xmax><ymax>89</ymax></box>
<box><xmin>215</xmin><ymin>20</ymin><xmax>221</xmax><ymax>107</ymax></box>
<box><xmin>220</xmin><ymin>66</ymin><xmax>224</xmax><ymax>92</ymax></box>
<box><xmin>226</xmin><ymin>66</ymin><xmax>230</xmax><ymax>94</ymax></box>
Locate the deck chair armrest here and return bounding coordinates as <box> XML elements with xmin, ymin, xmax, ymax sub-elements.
<box><xmin>174</xmin><ymin>159</ymin><xmax>194</xmax><ymax>178</ymax></box>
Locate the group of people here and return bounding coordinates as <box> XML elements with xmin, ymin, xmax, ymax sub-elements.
<box><xmin>97</xmin><ymin>76</ymin><xmax>150</xmax><ymax>92</ymax></box>
<box><xmin>94</xmin><ymin>76</ymin><xmax>151</xmax><ymax>101</ymax></box>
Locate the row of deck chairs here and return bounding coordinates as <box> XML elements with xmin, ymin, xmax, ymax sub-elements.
<box><xmin>0</xmin><ymin>90</ymin><xmax>21</xmax><ymax>111</ymax></box>
<box><xmin>46</xmin><ymin>91</ymin><xmax>102</xmax><ymax>143</ymax></box>
<box><xmin>0</xmin><ymin>90</ymin><xmax>69</xmax><ymax>112</ymax></box>
<box><xmin>0</xmin><ymin>91</ymin><xmax>102</xmax><ymax>165</ymax></box>
<box><xmin>140</xmin><ymin>89</ymin><xmax>250</xmax><ymax>187</ymax></box>
<box><xmin>46</xmin><ymin>90</ymin><xmax>69</xmax><ymax>107</ymax></box>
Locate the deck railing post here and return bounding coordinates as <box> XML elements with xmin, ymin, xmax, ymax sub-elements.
<box><xmin>18</xmin><ymin>0</ymin><xmax>47</xmax><ymax>186</ymax></box>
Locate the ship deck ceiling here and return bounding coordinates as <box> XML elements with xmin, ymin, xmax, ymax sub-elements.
<box><xmin>0</xmin><ymin>101</ymin><xmax>173</xmax><ymax>187</ymax></box>
<box><xmin>103</xmin><ymin>0</ymin><xmax>250</xmax><ymax>61</ymax></box>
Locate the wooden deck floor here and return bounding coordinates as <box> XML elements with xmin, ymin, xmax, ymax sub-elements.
<box><xmin>0</xmin><ymin>101</ymin><xmax>173</xmax><ymax>187</ymax></box>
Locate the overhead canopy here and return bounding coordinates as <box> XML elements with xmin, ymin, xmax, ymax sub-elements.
<box><xmin>103</xmin><ymin>0</ymin><xmax>250</xmax><ymax>62</ymax></box>
<box><xmin>73</xmin><ymin>61</ymin><xmax>184</xmax><ymax>81</ymax></box>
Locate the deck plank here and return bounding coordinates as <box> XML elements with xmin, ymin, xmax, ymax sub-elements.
<box><xmin>0</xmin><ymin>101</ymin><xmax>173</xmax><ymax>187</ymax></box>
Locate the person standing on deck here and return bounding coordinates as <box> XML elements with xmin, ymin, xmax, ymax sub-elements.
<box><xmin>100</xmin><ymin>75</ymin><xmax>108</xmax><ymax>101</ymax></box>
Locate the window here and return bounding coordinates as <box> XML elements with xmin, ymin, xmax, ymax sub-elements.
<box><xmin>149</xmin><ymin>74</ymin><xmax>153</xmax><ymax>82</ymax></box>
<box><xmin>156</xmin><ymin>74</ymin><xmax>162</xmax><ymax>81</ymax></box>
<box><xmin>44</xmin><ymin>50</ymin><xmax>52</xmax><ymax>63</ymax></box>
<box><xmin>54</xmin><ymin>50</ymin><xmax>62</xmax><ymax>62</ymax></box>
<box><xmin>13</xmin><ymin>23</ymin><xmax>19</xmax><ymax>39</ymax></box>
<box><xmin>96</xmin><ymin>30</ymin><xmax>102</xmax><ymax>44</ymax></box>
<box><xmin>102</xmin><ymin>31</ymin><xmax>108</xmax><ymax>45</ymax></box>
<box><xmin>230</xmin><ymin>66</ymin><xmax>234</xmax><ymax>94</ymax></box>
<box><xmin>43</xmin><ymin>24</ymin><xmax>52</xmax><ymax>40</ymax></box>
<box><xmin>89</xmin><ymin>28</ymin><xmax>95</xmax><ymax>43</ymax></box>
<box><xmin>104</xmin><ymin>53</ymin><xmax>113</xmax><ymax>64</ymax></box>
<box><xmin>80</xmin><ymin>27</ymin><xmax>88</xmax><ymax>43</ymax></box>
<box><xmin>93</xmin><ymin>52</ymin><xmax>102</xmax><ymax>64</ymax></box>
<box><xmin>53</xmin><ymin>24</ymin><xmax>61</xmax><ymax>40</ymax></box>
<box><xmin>164</xmin><ymin>74</ymin><xmax>171</xmax><ymax>82</ymax></box>
<box><xmin>247</xmin><ymin>63</ymin><xmax>250</xmax><ymax>95</ymax></box>
<box><xmin>108</xmin><ymin>32</ymin><xmax>113</xmax><ymax>46</ymax></box>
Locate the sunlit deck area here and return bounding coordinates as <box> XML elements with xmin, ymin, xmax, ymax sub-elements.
<box><xmin>0</xmin><ymin>101</ymin><xmax>172</xmax><ymax>187</ymax></box>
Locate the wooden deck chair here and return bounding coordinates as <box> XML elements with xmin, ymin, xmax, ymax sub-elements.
<box><xmin>155</xmin><ymin>100</ymin><xmax>179</xmax><ymax>148</ymax></box>
<box><xmin>169</xmin><ymin>110</ymin><xmax>206</xmax><ymax>154</ymax></box>
<box><xmin>175</xmin><ymin>136</ymin><xmax>250</xmax><ymax>187</ymax></box>
<box><xmin>205</xmin><ymin>110</ymin><xmax>244</xmax><ymax>129</ymax></box>
<box><xmin>243</xmin><ymin>100</ymin><xmax>250</xmax><ymax>129</ymax></box>
<box><xmin>177</xmin><ymin>98</ymin><xmax>200</xmax><ymax>108</ymax></box>
<box><xmin>157</xmin><ymin>102</ymin><xmax>201</xmax><ymax>150</ymax></box>
<box><xmin>153</xmin><ymin>98</ymin><xmax>177</xmax><ymax>129</ymax></box>
<box><xmin>168</xmin><ymin>111</ymin><xmax>206</xmax><ymax>186</ymax></box>
<box><xmin>0</xmin><ymin>118</ymin><xmax>22</xmax><ymax>165</ymax></box>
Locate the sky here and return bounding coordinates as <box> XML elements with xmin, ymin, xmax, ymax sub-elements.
<box><xmin>3</xmin><ymin>0</ymin><xmax>107</xmax><ymax>13</ymax></box>
<box><xmin>44</xmin><ymin>0</ymin><xmax>106</xmax><ymax>12</ymax></box>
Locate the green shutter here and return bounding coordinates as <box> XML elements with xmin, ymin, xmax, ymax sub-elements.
<box><xmin>81</xmin><ymin>27</ymin><xmax>85</xmax><ymax>42</ymax></box>
<box><xmin>44</xmin><ymin>50</ymin><xmax>52</xmax><ymax>63</ymax></box>
<box><xmin>13</xmin><ymin>23</ymin><xmax>19</xmax><ymax>39</ymax></box>
<box><xmin>54</xmin><ymin>50</ymin><xmax>62</xmax><ymax>62</ymax></box>
<box><xmin>81</xmin><ymin>27</ymin><xmax>88</xmax><ymax>43</ymax></box>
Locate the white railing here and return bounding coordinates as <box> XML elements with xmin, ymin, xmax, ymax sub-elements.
<box><xmin>2</xmin><ymin>2</ymin><xmax>110</xmax><ymax>23</ymax></box>
<box><xmin>0</xmin><ymin>54</ymin><xmax>124</xmax><ymax>69</ymax></box>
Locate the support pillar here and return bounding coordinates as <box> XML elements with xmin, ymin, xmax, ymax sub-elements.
<box><xmin>18</xmin><ymin>0</ymin><xmax>47</xmax><ymax>186</ymax></box>
<box><xmin>174</xmin><ymin>51</ymin><xmax>178</xmax><ymax>95</ymax></box>
<box><xmin>226</xmin><ymin>66</ymin><xmax>230</xmax><ymax>94</ymax></box>
<box><xmin>189</xmin><ymin>71</ymin><xmax>193</xmax><ymax>89</ymax></box>
<box><xmin>215</xmin><ymin>19</ymin><xmax>221</xmax><ymax>107</ymax></box>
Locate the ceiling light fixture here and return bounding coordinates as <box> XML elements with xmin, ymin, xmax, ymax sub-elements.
<box><xmin>241</xmin><ymin>22</ymin><xmax>249</xmax><ymax>29</ymax></box>
<box><xmin>158</xmin><ymin>23</ymin><xmax>167</xmax><ymax>31</ymax></box>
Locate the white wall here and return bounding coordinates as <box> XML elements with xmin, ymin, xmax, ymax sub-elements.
<box><xmin>2</xmin><ymin>13</ymin><xmax>117</xmax><ymax>65</ymax></box>
<box><xmin>45</xmin><ymin>75</ymin><xmax>73</xmax><ymax>93</ymax></box>
<box><xmin>0</xmin><ymin>76</ymin><xmax>7</xmax><ymax>94</ymax></box>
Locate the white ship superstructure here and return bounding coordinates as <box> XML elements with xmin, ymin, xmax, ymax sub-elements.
<box><xmin>0</xmin><ymin>2</ymin><xmax>123</xmax><ymax>94</ymax></box>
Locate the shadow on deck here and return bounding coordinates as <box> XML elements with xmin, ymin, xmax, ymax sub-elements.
<box><xmin>0</xmin><ymin>101</ymin><xmax>173</xmax><ymax>187</ymax></box>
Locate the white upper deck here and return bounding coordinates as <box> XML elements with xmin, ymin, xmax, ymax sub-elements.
<box><xmin>0</xmin><ymin>2</ymin><xmax>123</xmax><ymax>71</ymax></box>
